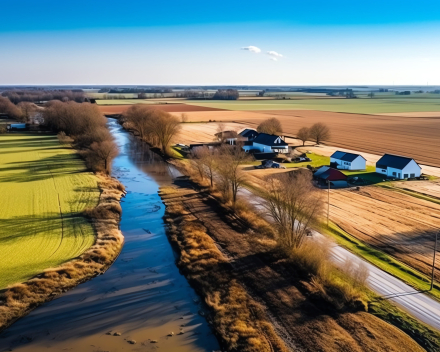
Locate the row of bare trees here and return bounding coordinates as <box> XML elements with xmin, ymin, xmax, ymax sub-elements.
<box><xmin>2</xmin><ymin>90</ymin><xmax>86</xmax><ymax>104</ymax></box>
<box><xmin>190</xmin><ymin>145</ymin><xmax>250</xmax><ymax>205</ymax></box>
<box><xmin>43</xmin><ymin>101</ymin><xmax>118</xmax><ymax>173</ymax></box>
<box><xmin>122</xmin><ymin>105</ymin><xmax>181</xmax><ymax>154</ymax></box>
<box><xmin>297</xmin><ymin>122</ymin><xmax>331</xmax><ymax>145</ymax></box>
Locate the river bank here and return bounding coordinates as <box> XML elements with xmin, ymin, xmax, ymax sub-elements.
<box><xmin>0</xmin><ymin>119</ymin><xmax>220</xmax><ymax>351</ymax></box>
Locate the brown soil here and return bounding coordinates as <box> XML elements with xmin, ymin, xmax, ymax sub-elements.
<box><xmin>170</xmin><ymin>110</ymin><xmax>440</xmax><ymax>167</ymax></box>
<box><xmin>329</xmin><ymin>184</ymin><xmax>440</xmax><ymax>280</ymax></box>
<box><xmin>177</xmin><ymin>122</ymin><xmax>250</xmax><ymax>145</ymax></box>
<box><xmin>160</xmin><ymin>180</ymin><xmax>424</xmax><ymax>352</ymax></box>
<box><xmin>0</xmin><ymin>174</ymin><xmax>125</xmax><ymax>332</ymax></box>
<box><xmin>98</xmin><ymin>104</ymin><xmax>224</xmax><ymax>115</ymax></box>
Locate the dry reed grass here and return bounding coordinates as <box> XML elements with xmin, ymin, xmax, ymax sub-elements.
<box><xmin>161</xmin><ymin>186</ymin><xmax>288</xmax><ymax>352</ymax></box>
<box><xmin>0</xmin><ymin>174</ymin><xmax>125</xmax><ymax>332</ymax></box>
<box><xmin>288</xmin><ymin>239</ymin><xmax>369</xmax><ymax>311</ymax></box>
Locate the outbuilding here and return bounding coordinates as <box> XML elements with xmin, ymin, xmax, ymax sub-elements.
<box><xmin>314</xmin><ymin>166</ymin><xmax>348</xmax><ymax>185</ymax></box>
<box><xmin>375</xmin><ymin>154</ymin><xmax>421</xmax><ymax>179</ymax></box>
<box><xmin>7</xmin><ymin>123</ymin><xmax>28</xmax><ymax>131</ymax></box>
<box><xmin>330</xmin><ymin>151</ymin><xmax>366</xmax><ymax>170</ymax></box>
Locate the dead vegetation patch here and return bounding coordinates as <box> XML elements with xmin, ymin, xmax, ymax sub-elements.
<box><xmin>0</xmin><ymin>174</ymin><xmax>125</xmax><ymax>332</ymax></box>
<box><xmin>161</xmin><ymin>186</ymin><xmax>289</xmax><ymax>352</ymax></box>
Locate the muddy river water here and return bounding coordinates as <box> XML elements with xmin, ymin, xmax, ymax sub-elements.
<box><xmin>0</xmin><ymin>119</ymin><xmax>220</xmax><ymax>351</ymax></box>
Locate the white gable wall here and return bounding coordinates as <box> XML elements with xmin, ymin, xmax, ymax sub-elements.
<box><xmin>330</xmin><ymin>156</ymin><xmax>366</xmax><ymax>170</ymax></box>
<box><xmin>376</xmin><ymin>159</ymin><xmax>421</xmax><ymax>179</ymax></box>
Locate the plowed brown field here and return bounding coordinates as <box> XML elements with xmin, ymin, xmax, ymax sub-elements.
<box><xmin>170</xmin><ymin>110</ymin><xmax>440</xmax><ymax>167</ymax></box>
<box><xmin>98</xmin><ymin>104</ymin><xmax>224</xmax><ymax>115</ymax></box>
<box><xmin>330</xmin><ymin>185</ymin><xmax>440</xmax><ymax>280</ymax></box>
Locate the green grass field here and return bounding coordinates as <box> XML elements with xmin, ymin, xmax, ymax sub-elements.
<box><xmin>0</xmin><ymin>134</ymin><xmax>100</xmax><ymax>289</ymax></box>
<box><xmin>181</xmin><ymin>97</ymin><xmax>440</xmax><ymax>114</ymax></box>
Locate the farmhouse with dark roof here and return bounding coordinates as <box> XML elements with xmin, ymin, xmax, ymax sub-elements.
<box><xmin>242</xmin><ymin>133</ymin><xmax>288</xmax><ymax>154</ymax></box>
<box><xmin>330</xmin><ymin>151</ymin><xmax>366</xmax><ymax>170</ymax></box>
<box><xmin>375</xmin><ymin>154</ymin><xmax>421</xmax><ymax>179</ymax></box>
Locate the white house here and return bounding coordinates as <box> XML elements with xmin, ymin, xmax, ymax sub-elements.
<box><xmin>375</xmin><ymin>154</ymin><xmax>421</xmax><ymax>179</ymax></box>
<box><xmin>242</xmin><ymin>133</ymin><xmax>288</xmax><ymax>154</ymax></box>
<box><xmin>330</xmin><ymin>151</ymin><xmax>366</xmax><ymax>170</ymax></box>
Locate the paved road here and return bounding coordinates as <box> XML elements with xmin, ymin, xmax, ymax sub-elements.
<box><xmin>239</xmin><ymin>188</ymin><xmax>440</xmax><ymax>332</ymax></box>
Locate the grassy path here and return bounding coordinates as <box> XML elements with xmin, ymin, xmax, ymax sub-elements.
<box><xmin>0</xmin><ymin>134</ymin><xmax>100</xmax><ymax>289</ymax></box>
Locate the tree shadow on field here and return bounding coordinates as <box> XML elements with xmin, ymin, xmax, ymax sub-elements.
<box><xmin>0</xmin><ymin>153</ymin><xmax>88</xmax><ymax>183</ymax></box>
<box><xmin>0</xmin><ymin>137</ymin><xmax>59</xmax><ymax>150</ymax></box>
<box><xmin>0</xmin><ymin>212</ymin><xmax>93</xmax><ymax>244</ymax></box>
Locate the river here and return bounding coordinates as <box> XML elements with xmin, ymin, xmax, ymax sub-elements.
<box><xmin>0</xmin><ymin>119</ymin><xmax>220</xmax><ymax>351</ymax></box>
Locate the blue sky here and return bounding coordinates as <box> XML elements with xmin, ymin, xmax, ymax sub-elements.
<box><xmin>1</xmin><ymin>0</ymin><xmax>440</xmax><ymax>85</ymax></box>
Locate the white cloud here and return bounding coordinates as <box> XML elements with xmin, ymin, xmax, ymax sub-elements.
<box><xmin>270</xmin><ymin>57</ymin><xmax>278</xmax><ymax>61</ymax></box>
<box><xmin>267</xmin><ymin>51</ymin><xmax>283</xmax><ymax>58</ymax></box>
<box><xmin>241</xmin><ymin>46</ymin><xmax>261</xmax><ymax>53</ymax></box>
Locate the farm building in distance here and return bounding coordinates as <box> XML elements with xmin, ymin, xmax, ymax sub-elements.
<box><xmin>7</xmin><ymin>123</ymin><xmax>28</xmax><ymax>131</ymax></box>
<box><xmin>242</xmin><ymin>133</ymin><xmax>288</xmax><ymax>154</ymax></box>
<box><xmin>376</xmin><ymin>154</ymin><xmax>421</xmax><ymax>179</ymax></box>
<box><xmin>330</xmin><ymin>151</ymin><xmax>366</xmax><ymax>170</ymax></box>
<box><xmin>314</xmin><ymin>166</ymin><xmax>348</xmax><ymax>187</ymax></box>
<box><xmin>215</xmin><ymin>130</ymin><xmax>238</xmax><ymax>145</ymax></box>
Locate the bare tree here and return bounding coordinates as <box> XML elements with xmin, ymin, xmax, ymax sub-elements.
<box><xmin>89</xmin><ymin>140</ymin><xmax>119</xmax><ymax>174</ymax></box>
<box><xmin>181</xmin><ymin>113</ymin><xmax>189</xmax><ymax>123</ymax></box>
<box><xmin>151</xmin><ymin>110</ymin><xmax>181</xmax><ymax>154</ymax></box>
<box><xmin>257</xmin><ymin>117</ymin><xmax>283</xmax><ymax>135</ymax></box>
<box><xmin>216</xmin><ymin>145</ymin><xmax>251</xmax><ymax>205</ymax></box>
<box><xmin>17</xmin><ymin>102</ymin><xmax>37</xmax><ymax>123</ymax></box>
<box><xmin>124</xmin><ymin>106</ymin><xmax>181</xmax><ymax>154</ymax></box>
<box><xmin>263</xmin><ymin>169</ymin><xmax>323</xmax><ymax>249</ymax></box>
<box><xmin>216</xmin><ymin>122</ymin><xmax>226</xmax><ymax>141</ymax></box>
<box><xmin>296</xmin><ymin>127</ymin><xmax>310</xmax><ymax>146</ymax></box>
<box><xmin>189</xmin><ymin>148</ymin><xmax>206</xmax><ymax>180</ymax></box>
<box><xmin>193</xmin><ymin>146</ymin><xmax>217</xmax><ymax>186</ymax></box>
<box><xmin>309</xmin><ymin>122</ymin><xmax>331</xmax><ymax>145</ymax></box>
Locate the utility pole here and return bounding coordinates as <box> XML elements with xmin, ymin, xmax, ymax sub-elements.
<box><xmin>327</xmin><ymin>180</ymin><xmax>330</xmax><ymax>227</ymax></box>
<box><xmin>431</xmin><ymin>230</ymin><xmax>439</xmax><ymax>291</ymax></box>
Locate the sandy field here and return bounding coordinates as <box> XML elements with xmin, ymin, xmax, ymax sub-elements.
<box><xmin>169</xmin><ymin>110</ymin><xmax>440</xmax><ymax>168</ymax></box>
<box><xmin>98</xmin><ymin>103</ymin><xmax>224</xmax><ymax>115</ymax></box>
<box><xmin>176</xmin><ymin>122</ymin><xmax>251</xmax><ymax>145</ymax></box>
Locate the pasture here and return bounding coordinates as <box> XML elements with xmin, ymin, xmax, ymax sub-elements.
<box><xmin>0</xmin><ymin>134</ymin><xmax>100</xmax><ymax>289</ymax></box>
<box><xmin>180</xmin><ymin>97</ymin><xmax>440</xmax><ymax>114</ymax></box>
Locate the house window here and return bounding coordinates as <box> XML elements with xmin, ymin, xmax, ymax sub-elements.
<box><xmin>410</xmin><ymin>173</ymin><xmax>415</xmax><ymax>178</ymax></box>
<box><xmin>392</xmin><ymin>172</ymin><xmax>396</xmax><ymax>176</ymax></box>
<box><xmin>404</xmin><ymin>174</ymin><xmax>408</xmax><ymax>178</ymax></box>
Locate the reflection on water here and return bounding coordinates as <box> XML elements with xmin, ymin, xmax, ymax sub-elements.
<box><xmin>0</xmin><ymin>119</ymin><xmax>219</xmax><ymax>352</ymax></box>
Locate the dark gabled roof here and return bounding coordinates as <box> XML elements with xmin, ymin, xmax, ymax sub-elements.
<box><xmin>331</xmin><ymin>151</ymin><xmax>365</xmax><ymax>162</ymax></box>
<box><xmin>252</xmin><ymin>133</ymin><xmax>288</xmax><ymax>146</ymax></box>
<box><xmin>239</xmin><ymin>129</ymin><xmax>259</xmax><ymax>138</ymax></box>
<box><xmin>376</xmin><ymin>154</ymin><xmax>420</xmax><ymax>170</ymax></box>
<box><xmin>316</xmin><ymin>168</ymin><xmax>347</xmax><ymax>181</ymax></box>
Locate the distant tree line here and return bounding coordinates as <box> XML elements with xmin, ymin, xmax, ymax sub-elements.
<box><xmin>43</xmin><ymin>101</ymin><xmax>118</xmax><ymax>174</ymax></box>
<box><xmin>395</xmin><ymin>91</ymin><xmax>411</xmax><ymax>95</ymax></box>
<box><xmin>212</xmin><ymin>89</ymin><xmax>239</xmax><ymax>100</ymax></box>
<box><xmin>102</xmin><ymin>88</ymin><xmax>172</xmax><ymax>94</ymax></box>
<box><xmin>2</xmin><ymin>90</ymin><xmax>86</xmax><ymax>104</ymax></box>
